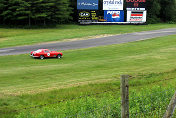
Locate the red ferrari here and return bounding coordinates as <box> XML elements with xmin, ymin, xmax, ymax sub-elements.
<box><xmin>30</xmin><ymin>49</ymin><xmax>63</xmax><ymax>59</ymax></box>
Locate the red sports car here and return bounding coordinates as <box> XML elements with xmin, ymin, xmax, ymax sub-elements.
<box><xmin>30</xmin><ymin>49</ymin><xmax>63</xmax><ymax>59</ymax></box>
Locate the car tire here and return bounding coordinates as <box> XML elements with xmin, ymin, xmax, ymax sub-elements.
<box><xmin>57</xmin><ymin>54</ymin><xmax>62</xmax><ymax>59</ymax></box>
<box><xmin>40</xmin><ymin>55</ymin><xmax>44</xmax><ymax>59</ymax></box>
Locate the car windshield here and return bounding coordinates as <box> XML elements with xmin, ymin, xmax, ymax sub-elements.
<box><xmin>35</xmin><ymin>50</ymin><xmax>42</xmax><ymax>53</ymax></box>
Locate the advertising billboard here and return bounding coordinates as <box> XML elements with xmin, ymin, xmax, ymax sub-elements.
<box><xmin>103</xmin><ymin>0</ymin><xmax>124</xmax><ymax>10</ymax></box>
<box><xmin>127</xmin><ymin>11</ymin><xmax>147</xmax><ymax>22</ymax></box>
<box><xmin>78</xmin><ymin>10</ymin><xmax>98</xmax><ymax>22</ymax></box>
<box><xmin>104</xmin><ymin>10</ymin><xmax>124</xmax><ymax>22</ymax></box>
<box><xmin>126</xmin><ymin>0</ymin><xmax>146</xmax><ymax>9</ymax></box>
<box><xmin>77</xmin><ymin>0</ymin><xmax>98</xmax><ymax>10</ymax></box>
<box><xmin>126</xmin><ymin>8</ymin><xmax>145</xmax><ymax>11</ymax></box>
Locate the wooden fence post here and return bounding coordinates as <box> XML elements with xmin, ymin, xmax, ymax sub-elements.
<box><xmin>121</xmin><ymin>75</ymin><xmax>129</xmax><ymax>118</ymax></box>
<box><xmin>163</xmin><ymin>91</ymin><xmax>176</xmax><ymax>118</ymax></box>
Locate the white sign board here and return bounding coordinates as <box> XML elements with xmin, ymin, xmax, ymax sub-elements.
<box><xmin>127</xmin><ymin>10</ymin><xmax>147</xmax><ymax>22</ymax></box>
<box><xmin>126</xmin><ymin>8</ymin><xmax>145</xmax><ymax>11</ymax></box>
<box><xmin>103</xmin><ymin>0</ymin><xmax>123</xmax><ymax>10</ymax></box>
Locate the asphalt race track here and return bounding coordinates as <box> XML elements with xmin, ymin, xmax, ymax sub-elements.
<box><xmin>0</xmin><ymin>28</ymin><xmax>176</xmax><ymax>56</ymax></box>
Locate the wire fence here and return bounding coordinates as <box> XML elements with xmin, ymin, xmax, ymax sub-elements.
<box><xmin>14</xmin><ymin>74</ymin><xmax>174</xmax><ymax>113</ymax></box>
<box><xmin>129</xmin><ymin>90</ymin><xmax>173</xmax><ymax>118</ymax></box>
<box><xmin>13</xmin><ymin>88</ymin><xmax>119</xmax><ymax>113</ymax></box>
<box><xmin>2</xmin><ymin>74</ymin><xmax>176</xmax><ymax>118</ymax></box>
<box><xmin>14</xmin><ymin>87</ymin><xmax>175</xmax><ymax>118</ymax></box>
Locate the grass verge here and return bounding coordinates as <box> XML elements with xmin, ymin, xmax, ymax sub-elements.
<box><xmin>0</xmin><ymin>24</ymin><xmax>176</xmax><ymax>48</ymax></box>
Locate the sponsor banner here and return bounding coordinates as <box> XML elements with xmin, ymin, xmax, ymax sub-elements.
<box><xmin>104</xmin><ymin>10</ymin><xmax>124</xmax><ymax>22</ymax></box>
<box><xmin>127</xmin><ymin>10</ymin><xmax>147</xmax><ymax>22</ymax></box>
<box><xmin>78</xmin><ymin>10</ymin><xmax>98</xmax><ymax>22</ymax></box>
<box><xmin>126</xmin><ymin>0</ymin><xmax>146</xmax><ymax>9</ymax></box>
<box><xmin>103</xmin><ymin>0</ymin><xmax>123</xmax><ymax>10</ymax></box>
<box><xmin>77</xmin><ymin>0</ymin><xmax>98</xmax><ymax>10</ymax></box>
<box><xmin>126</xmin><ymin>8</ymin><xmax>145</xmax><ymax>11</ymax></box>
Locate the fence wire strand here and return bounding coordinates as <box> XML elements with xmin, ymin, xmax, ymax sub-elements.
<box><xmin>2</xmin><ymin>74</ymin><xmax>176</xmax><ymax>118</ymax></box>
<box><xmin>12</xmin><ymin>88</ymin><xmax>119</xmax><ymax>113</ymax></box>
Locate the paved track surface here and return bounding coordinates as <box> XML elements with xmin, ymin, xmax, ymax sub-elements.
<box><xmin>0</xmin><ymin>28</ymin><xmax>176</xmax><ymax>56</ymax></box>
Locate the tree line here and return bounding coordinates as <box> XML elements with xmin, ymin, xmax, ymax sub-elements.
<box><xmin>147</xmin><ymin>0</ymin><xmax>176</xmax><ymax>23</ymax></box>
<box><xmin>0</xmin><ymin>0</ymin><xmax>72</xmax><ymax>26</ymax></box>
<box><xmin>0</xmin><ymin>0</ymin><xmax>175</xmax><ymax>26</ymax></box>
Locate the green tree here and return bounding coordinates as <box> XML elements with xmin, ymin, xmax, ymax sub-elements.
<box><xmin>147</xmin><ymin>0</ymin><xmax>161</xmax><ymax>23</ymax></box>
<box><xmin>70</xmin><ymin>0</ymin><xmax>77</xmax><ymax>22</ymax></box>
<box><xmin>0</xmin><ymin>0</ymin><xmax>29</xmax><ymax>25</ymax></box>
<box><xmin>0</xmin><ymin>0</ymin><xmax>73</xmax><ymax>26</ymax></box>
<box><xmin>0</xmin><ymin>0</ymin><xmax>6</xmax><ymax>24</ymax></box>
<box><xmin>54</xmin><ymin>0</ymin><xmax>73</xmax><ymax>24</ymax></box>
<box><xmin>160</xmin><ymin>0</ymin><xmax>176</xmax><ymax>22</ymax></box>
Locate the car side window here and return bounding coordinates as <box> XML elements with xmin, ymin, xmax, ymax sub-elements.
<box><xmin>44</xmin><ymin>50</ymin><xmax>50</xmax><ymax>53</ymax></box>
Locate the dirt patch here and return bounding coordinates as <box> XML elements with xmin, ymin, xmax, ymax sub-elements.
<box><xmin>0</xmin><ymin>38</ymin><xmax>8</xmax><ymax>42</ymax></box>
<box><xmin>37</xmin><ymin>34</ymin><xmax>115</xmax><ymax>45</ymax></box>
<box><xmin>63</xmin><ymin>34</ymin><xmax>115</xmax><ymax>42</ymax></box>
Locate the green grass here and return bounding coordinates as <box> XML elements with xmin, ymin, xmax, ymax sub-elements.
<box><xmin>0</xmin><ymin>24</ymin><xmax>176</xmax><ymax>48</ymax></box>
<box><xmin>1</xmin><ymin>35</ymin><xmax>176</xmax><ymax>117</ymax></box>
<box><xmin>1</xmin><ymin>71</ymin><xmax>176</xmax><ymax>118</ymax></box>
<box><xmin>16</xmin><ymin>86</ymin><xmax>175</xmax><ymax>118</ymax></box>
<box><xmin>1</xmin><ymin>35</ymin><xmax>176</xmax><ymax>95</ymax></box>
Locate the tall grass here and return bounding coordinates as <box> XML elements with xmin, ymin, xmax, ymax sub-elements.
<box><xmin>16</xmin><ymin>86</ymin><xmax>175</xmax><ymax>118</ymax></box>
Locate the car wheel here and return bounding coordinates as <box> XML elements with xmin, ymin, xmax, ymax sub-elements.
<box><xmin>40</xmin><ymin>55</ymin><xmax>44</xmax><ymax>59</ymax></box>
<box><xmin>57</xmin><ymin>54</ymin><xmax>62</xmax><ymax>59</ymax></box>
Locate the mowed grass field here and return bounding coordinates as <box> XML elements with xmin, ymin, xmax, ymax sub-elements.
<box><xmin>0</xmin><ymin>24</ymin><xmax>176</xmax><ymax>48</ymax></box>
<box><xmin>1</xmin><ymin>34</ymin><xmax>176</xmax><ymax>96</ymax></box>
<box><xmin>0</xmin><ymin>32</ymin><xmax>176</xmax><ymax>117</ymax></box>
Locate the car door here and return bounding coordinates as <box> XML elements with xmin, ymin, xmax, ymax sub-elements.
<box><xmin>44</xmin><ymin>50</ymin><xmax>51</xmax><ymax>57</ymax></box>
<box><xmin>49</xmin><ymin>51</ymin><xmax>56</xmax><ymax>57</ymax></box>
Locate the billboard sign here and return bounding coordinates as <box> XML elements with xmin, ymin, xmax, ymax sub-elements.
<box><xmin>126</xmin><ymin>8</ymin><xmax>145</xmax><ymax>11</ymax></box>
<box><xmin>78</xmin><ymin>10</ymin><xmax>98</xmax><ymax>22</ymax></box>
<box><xmin>77</xmin><ymin>0</ymin><xmax>98</xmax><ymax>10</ymax></box>
<box><xmin>127</xmin><ymin>11</ymin><xmax>147</xmax><ymax>22</ymax></box>
<box><xmin>126</xmin><ymin>0</ymin><xmax>146</xmax><ymax>9</ymax></box>
<box><xmin>104</xmin><ymin>10</ymin><xmax>124</xmax><ymax>22</ymax></box>
<box><xmin>103</xmin><ymin>0</ymin><xmax>124</xmax><ymax>10</ymax></box>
